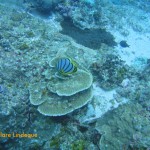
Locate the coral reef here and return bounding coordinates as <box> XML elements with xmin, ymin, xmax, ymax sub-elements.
<box><xmin>116</xmin><ymin>61</ymin><xmax>150</xmax><ymax>112</ymax></box>
<box><xmin>96</xmin><ymin>103</ymin><xmax>150</xmax><ymax>150</ymax></box>
<box><xmin>91</xmin><ymin>54</ymin><xmax>128</xmax><ymax>90</ymax></box>
<box><xmin>48</xmin><ymin>115</ymin><xmax>101</xmax><ymax>150</ymax></box>
<box><xmin>56</xmin><ymin>0</ymin><xmax>105</xmax><ymax>30</ymax></box>
<box><xmin>0</xmin><ymin>3</ymin><xmax>65</xmax><ymax>149</ymax></box>
<box><xmin>0</xmin><ymin>1</ymin><xmax>150</xmax><ymax>150</ymax></box>
<box><xmin>0</xmin><ymin>81</ymin><xmax>60</xmax><ymax>149</ymax></box>
<box><xmin>56</xmin><ymin>0</ymin><xmax>150</xmax><ymax>35</ymax></box>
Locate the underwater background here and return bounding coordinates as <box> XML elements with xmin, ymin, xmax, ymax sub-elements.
<box><xmin>0</xmin><ymin>0</ymin><xmax>150</xmax><ymax>149</ymax></box>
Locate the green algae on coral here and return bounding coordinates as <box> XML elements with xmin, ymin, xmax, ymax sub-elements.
<box><xmin>50</xmin><ymin>136</ymin><xmax>60</xmax><ymax>149</ymax></box>
<box><xmin>71</xmin><ymin>140</ymin><xmax>86</xmax><ymax>150</ymax></box>
<box><xmin>18</xmin><ymin>43</ymin><xmax>29</xmax><ymax>50</ymax></box>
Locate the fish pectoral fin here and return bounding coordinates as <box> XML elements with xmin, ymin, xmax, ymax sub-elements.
<box><xmin>72</xmin><ymin>66</ymin><xmax>77</xmax><ymax>73</ymax></box>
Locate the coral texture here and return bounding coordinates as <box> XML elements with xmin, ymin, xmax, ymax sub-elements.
<box><xmin>38</xmin><ymin>88</ymin><xmax>93</xmax><ymax>116</ymax></box>
<box><xmin>91</xmin><ymin>54</ymin><xmax>128</xmax><ymax>90</ymax></box>
<box><xmin>96</xmin><ymin>103</ymin><xmax>150</xmax><ymax>150</ymax></box>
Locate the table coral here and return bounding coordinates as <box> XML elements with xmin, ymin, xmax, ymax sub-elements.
<box><xmin>29</xmin><ymin>55</ymin><xmax>93</xmax><ymax>116</ymax></box>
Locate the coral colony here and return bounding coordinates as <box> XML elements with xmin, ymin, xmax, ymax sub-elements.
<box><xmin>29</xmin><ymin>55</ymin><xmax>93</xmax><ymax>116</ymax></box>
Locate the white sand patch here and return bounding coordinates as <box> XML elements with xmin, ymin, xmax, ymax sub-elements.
<box><xmin>106</xmin><ymin>6</ymin><xmax>150</xmax><ymax>70</ymax></box>
<box><xmin>112</xmin><ymin>29</ymin><xmax>150</xmax><ymax>68</ymax></box>
<box><xmin>101</xmin><ymin>4</ymin><xmax>150</xmax><ymax>70</ymax></box>
<box><xmin>80</xmin><ymin>83</ymin><xmax>128</xmax><ymax>124</ymax></box>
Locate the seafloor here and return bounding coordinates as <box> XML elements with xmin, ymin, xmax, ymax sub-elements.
<box><xmin>0</xmin><ymin>0</ymin><xmax>150</xmax><ymax>150</ymax></box>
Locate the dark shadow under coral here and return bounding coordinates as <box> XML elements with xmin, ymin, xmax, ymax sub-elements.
<box><xmin>60</xmin><ymin>18</ymin><xmax>117</xmax><ymax>49</ymax></box>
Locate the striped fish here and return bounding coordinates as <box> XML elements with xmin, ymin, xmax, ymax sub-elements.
<box><xmin>56</xmin><ymin>58</ymin><xmax>77</xmax><ymax>76</ymax></box>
